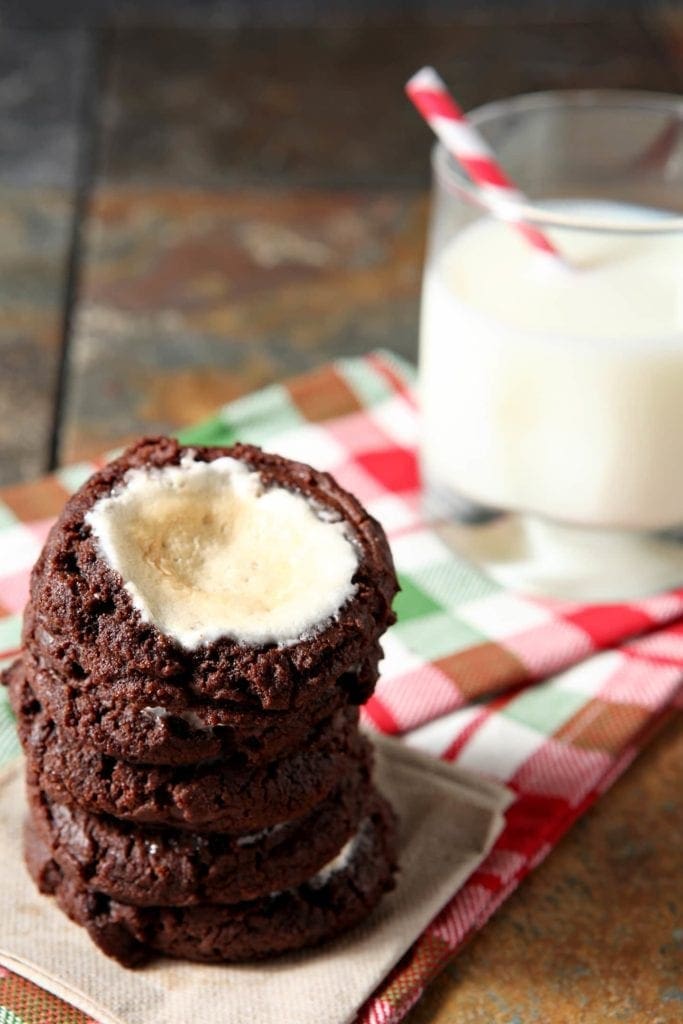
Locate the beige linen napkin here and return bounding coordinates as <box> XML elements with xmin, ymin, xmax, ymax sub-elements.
<box><xmin>0</xmin><ymin>736</ymin><xmax>512</xmax><ymax>1024</ymax></box>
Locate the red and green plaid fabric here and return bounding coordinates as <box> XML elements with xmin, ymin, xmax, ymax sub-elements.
<box><xmin>0</xmin><ymin>351</ymin><xmax>681</xmax><ymax>1024</ymax></box>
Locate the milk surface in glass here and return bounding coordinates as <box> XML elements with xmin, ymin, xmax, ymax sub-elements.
<box><xmin>420</xmin><ymin>201</ymin><xmax>683</xmax><ymax>532</ymax></box>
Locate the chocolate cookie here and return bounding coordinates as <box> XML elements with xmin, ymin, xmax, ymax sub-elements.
<box><xmin>28</xmin><ymin>769</ymin><xmax>372</xmax><ymax>906</ymax></box>
<box><xmin>25</xmin><ymin>794</ymin><xmax>398</xmax><ymax>966</ymax></box>
<box><xmin>15</xmin><ymin>644</ymin><xmax>379</xmax><ymax>766</ymax></box>
<box><xmin>12</xmin><ymin>671</ymin><xmax>372</xmax><ymax>834</ymax></box>
<box><xmin>27</xmin><ymin>437</ymin><xmax>398</xmax><ymax>712</ymax></box>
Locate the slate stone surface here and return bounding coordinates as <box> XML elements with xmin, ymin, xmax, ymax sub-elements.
<box><xmin>0</xmin><ymin>28</ymin><xmax>92</xmax><ymax>187</ymax></box>
<box><xmin>97</xmin><ymin>13</ymin><xmax>680</xmax><ymax>189</ymax></box>
<box><xmin>0</xmin><ymin>27</ymin><xmax>92</xmax><ymax>485</ymax></box>
<box><xmin>0</xmin><ymin>187</ymin><xmax>74</xmax><ymax>485</ymax></box>
<box><xmin>60</xmin><ymin>187</ymin><xmax>425</xmax><ymax>462</ymax></box>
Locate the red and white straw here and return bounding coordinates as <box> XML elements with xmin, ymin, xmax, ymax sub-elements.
<box><xmin>406</xmin><ymin>66</ymin><xmax>563</xmax><ymax>261</ymax></box>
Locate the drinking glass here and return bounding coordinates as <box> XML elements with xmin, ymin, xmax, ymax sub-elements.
<box><xmin>419</xmin><ymin>90</ymin><xmax>683</xmax><ymax>600</ymax></box>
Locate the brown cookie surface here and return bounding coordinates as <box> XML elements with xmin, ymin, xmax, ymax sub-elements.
<box><xmin>15</xmin><ymin>645</ymin><xmax>379</xmax><ymax>766</ymax></box>
<box><xmin>11</xmin><ymin>668</ymin><xmax>372</xmax><ymax>834</ymax></box>
<box><xmin>28</xmin><ymin>768</ymin><xmax>372</xmax><ymax>906</ymax></box>
<box><xmin>25</xmin><ymin>794</ymin><xmax>398</xmax><ymax>966</ymax></box>
<box><xmin>27</xmin><ymin>437</ymin><xmax>398</xmax><ymax>712</ymax></box>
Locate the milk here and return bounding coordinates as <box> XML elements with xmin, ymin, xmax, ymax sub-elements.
<box><xmin>419</xmin><ymin>203</ymin><xmax>683</xmax><ymax>531</ymax></box>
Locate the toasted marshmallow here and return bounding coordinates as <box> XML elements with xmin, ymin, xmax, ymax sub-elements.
<box><xmin>86</xmin><ymin>454</ymin><xmax>358</xmax><ymax>649</ymax></box>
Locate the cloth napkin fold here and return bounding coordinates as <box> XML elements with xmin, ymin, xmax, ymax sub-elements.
<box><xmin>0</xmin><ymin>351</ymin><xmax>681</xmax><ymax>1024</ymax></box>
<box><xmin>0</xmin><ymin>740</ymin><xmax>511</xmax><ymax>1024</ymax></box>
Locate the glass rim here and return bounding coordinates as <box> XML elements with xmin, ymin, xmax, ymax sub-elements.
<box><xmin>432</xmin><ymin>89</ymin><xmax>683</xmax><ymax>233</ymax></box>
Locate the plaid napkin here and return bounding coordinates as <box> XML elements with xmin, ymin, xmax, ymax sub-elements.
<box><xmin>0</xmin><ymin>350</ymin><xmax>682</xmax><ymax>1024</ymax></box>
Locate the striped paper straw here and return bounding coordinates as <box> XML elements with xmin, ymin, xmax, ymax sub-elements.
<box><xmin>406</xmin><ymin>66</ymin><xmax>563</xmax><ymax>261</ymax></box>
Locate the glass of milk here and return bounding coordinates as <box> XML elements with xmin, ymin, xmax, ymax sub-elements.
<box><xmin>419</xmin><ymin>91</ymin><xmax>683</xmax><ymax>600</ymax></box>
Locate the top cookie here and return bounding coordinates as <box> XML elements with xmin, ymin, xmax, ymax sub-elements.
<box><xmin>27</xmin><ymin>437</ymin><xmax>397</xmax><ymax>710</ymax></box>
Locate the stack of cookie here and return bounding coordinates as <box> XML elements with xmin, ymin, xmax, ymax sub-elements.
<box><xmin>4</xmin><ymin>438</ymin><xmax>399</xmax><ymax>966</ymax></box>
